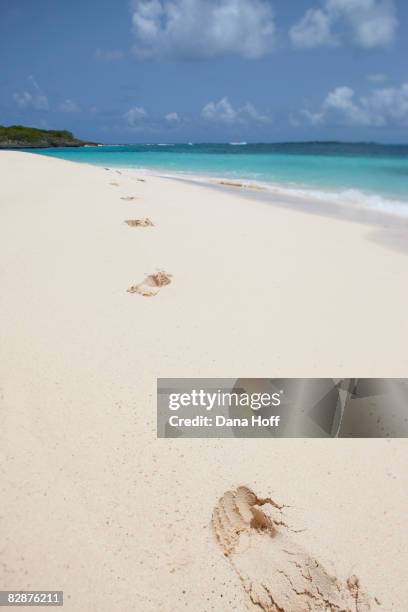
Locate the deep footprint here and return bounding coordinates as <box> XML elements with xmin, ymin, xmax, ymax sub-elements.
<box><xmin>127</xmin><ymin>270</ymin><xmax>172</xmax><ymax>297</ymax></box>
<box><xmin>212</xmin><ymin>487</ymin><xmax>380</xmax><ymax>612</ymax></box>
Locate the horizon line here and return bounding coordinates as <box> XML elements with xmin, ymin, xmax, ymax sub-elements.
<box><xmin>95</xmin><ymin>140</ymin><xmax>408</xmax><ymax>147</ymax></box>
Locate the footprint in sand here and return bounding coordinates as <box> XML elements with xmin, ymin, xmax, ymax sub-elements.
<box><xmin>124</xmin><ymin>218</ymin><xmax>154</xmax><ymax>227</ymax></box>
<box><xmin>109</xmin><ymin>181</ymin><xmax>120</xmax><ymax>186</ymax></box>
<box><xmin>212</xmin><ymin>487</ymin><xmax>380</xmax><ymax>612</ymax></box>
<box><xmin>127</xmin><ymin>270</ymin><xmax>172</xmax><ymax>297</ymax></box>
<box><xmin>120</xmin><ymin>196</ymin><xmax>138</xmax><ymax>201</ymax></box>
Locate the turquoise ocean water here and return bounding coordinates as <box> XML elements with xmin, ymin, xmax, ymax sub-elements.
<box><xmin>28</xmin><ymin>142</ymin><xmax>408</xmax><ymax>215</ymax></box>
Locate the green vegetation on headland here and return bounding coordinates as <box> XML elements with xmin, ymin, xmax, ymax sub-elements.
<box><xmin>0</xmin><ymin>125</ymin><xmax>97</xmax><ymax>149</ymax></box>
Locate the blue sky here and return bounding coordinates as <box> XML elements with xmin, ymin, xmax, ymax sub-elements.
<box><xmin>1</xmin><ymin>0</ymin><xmax>407</xmax><ymax>143</ymax></box>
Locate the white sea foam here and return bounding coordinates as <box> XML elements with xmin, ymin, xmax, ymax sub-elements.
<box><xmin>264</xmin><ymin>183</ymin><xmax>408</xmax><ymax>217</ymax></box>
<box><xmin>121</xmin><ymin>167</ymin><xmax>408</xmax><ymax>219</ymax></box>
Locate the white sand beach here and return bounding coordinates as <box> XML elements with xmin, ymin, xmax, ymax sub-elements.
<box><xmin>1</xmin><ymin>151</ymin><xmax>407</xmax><ymax>610</ymax></box>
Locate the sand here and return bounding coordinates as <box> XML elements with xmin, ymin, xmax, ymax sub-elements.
<box><xmin>0</xmin><ymin>151</ymin><xmax>407</xmax><ymax>611</ymax></box>
<box><xmin>213</xmin><ymin>487</ymin><xmax>376</xmax><ymax>610</ymax></box>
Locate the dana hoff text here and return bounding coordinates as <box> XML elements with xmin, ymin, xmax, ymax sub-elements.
<box><xmin>168</xmin><ymin>415</ymin><xmax>281</xmax><ymax>428</ymax></box>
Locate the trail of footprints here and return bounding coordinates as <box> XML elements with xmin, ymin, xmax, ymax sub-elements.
<box><xmin>212</xmin><ymin>487</ymin><xmax>381</xmax><ymax>612</ymax></box>
<box><xmin>108</xmin><ymin>167</ymin><xmax>381</xmax><ymax>607</ymax></box>
<box><xmin>107</xmin><ymin>169</ymin><xmax>172</xmax><ymax>297</ymax></box>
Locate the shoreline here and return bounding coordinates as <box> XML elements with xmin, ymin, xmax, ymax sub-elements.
<box><xmin>1</xmin><ymin>151</ymin><xmax>408</xmax><ymax>610</ymax></box>
<box><xmin>150</xmin><ymin>167</ymin><xmax>408</xmax><ymax>213</ymax></box>
<box><xmin>25</xmin><ymin>147</ymin><xmax>408</xmax><ymax>219</ymax></box>
<box><xmin>100</xmin><ymin>165</ymin><xmax>408</xmax><ymax>219</ymax></box>
<box><xmin>155</xmin><ymin>169</ymin><xmax>408</xmax><ymax>228</ymax></box>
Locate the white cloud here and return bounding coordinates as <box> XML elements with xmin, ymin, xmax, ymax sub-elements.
<box><xmin>130</xmin><ymin>0</ymin><xmax>276</xmax><ymax>60</ymax></box>
<box><xmin>290</xmin><ymin>8</ymin><xmax>335</xmax><ymax>48</ymax></box>
<box><xmin>290</xmin><ymin>0</ymin><xmax>398</xmax><ymax>49</ymax></box>
<box><xmin>59</xmin><ymin>99</ymin><xmax>81</xmax><ymax>113</ymax></box>
<box><xmin>242</xmin><ymin>102</ymin><xmax>272</xmax><ymax>123</ymax></box>
<box><xmin>361</xmin><ymin>83</ymin><xmax>408</xmax><ymax>124</ymax></box>
<box><xmin>302</xmin><ymin>82</ymin><xmax>408</xmax><ymax>127</ymax></box>
<box><xmin>13</xmin><ymin>75</ymin><xmax>49</xmax><ymax>110</ymax></box>
<box><xmin>95</xmin><ymin>48</ymin><xmax>124</xmax><ymax>60</ymax></box>
<box><xmin>202</xmin><ymin>97</ymin><xmax>271</xmax><ymax>124</ymax></box>
<box><xmin>124</xmin><ymin>106</ymin><xmax>148</xmax><ymax>126</ymax></box>
<box><xmin>202</xmin><ymin>98</ymin><xmax>237</xmax><ymax>123</ymax></box>
<box><xmin>165</xmin><ymin>112</ymin><xmax>180</xmax><ymax>123</ymax></box>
